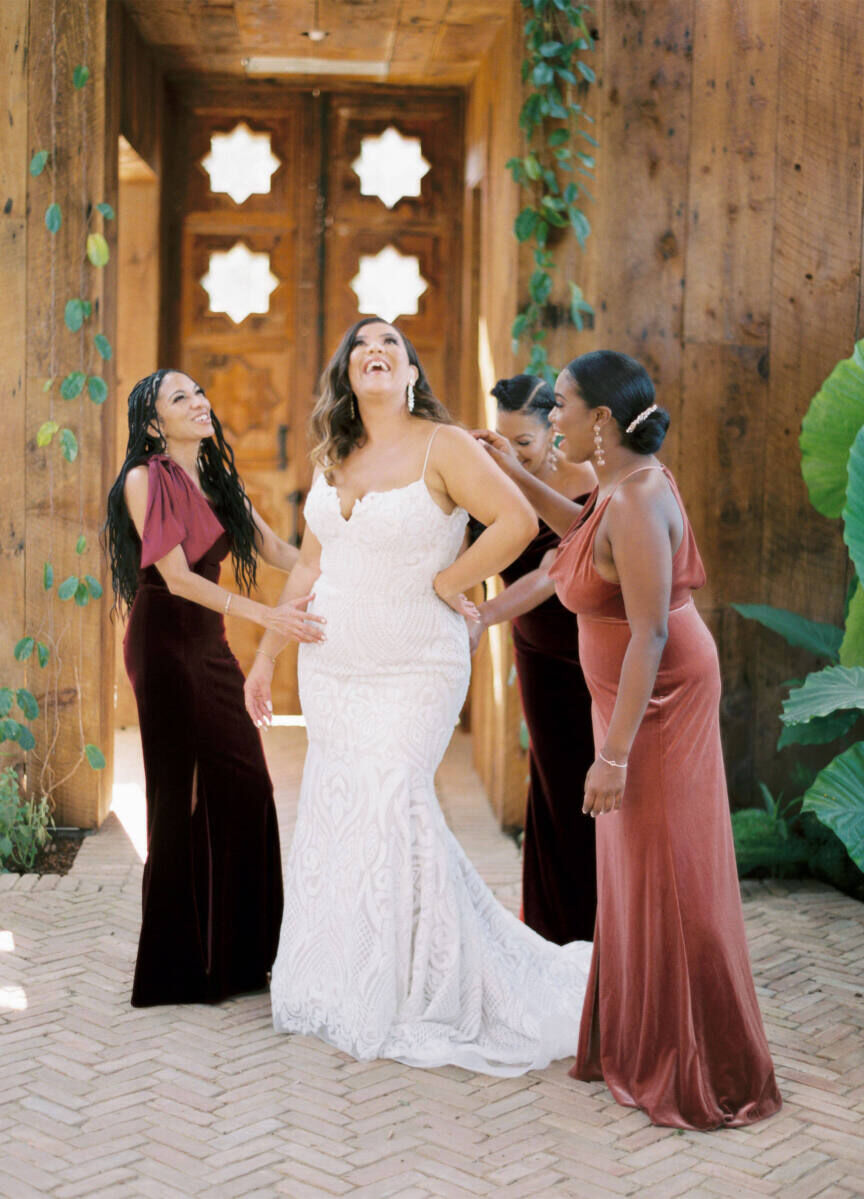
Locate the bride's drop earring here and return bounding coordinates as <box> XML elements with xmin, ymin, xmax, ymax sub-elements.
<box><xmin>593</xmin><ymin>424</ymin><xmax>605</xmax><ymax>467</ymax></box>
<box><xmin>350</xmin><ymin>394</ymin><xmax>357</xmax><ymax>420</ymax></box>
<box><xmin>407</xmin><ymin>381</ymin><xmax>415</xmax><ymax>413</ymax></box>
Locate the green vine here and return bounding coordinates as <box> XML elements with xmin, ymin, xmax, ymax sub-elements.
<box><xmin>2</xmin><ymin>58</ymin><xmax>110</xmax><ymax>786</ymax></box>
<box><xmin>507</xmin><ymin>0</ymin><xmax>597</xmax><ymax>383</ymax></box>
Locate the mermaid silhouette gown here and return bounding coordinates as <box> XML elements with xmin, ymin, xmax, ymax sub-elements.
<box><xmin>550</xmin><ymin>463</ymin><xmax>782</xmax><ymax>1128</ymax></box>
<box><xmin>270</xmin><ymin>433</ymin><xmax>593</xmax><ymax>1074</ymax></box>
<box><xmin>124</xmin><ymin>454</ymin><xmax>283</xmax><ymax>1007</ymax></box>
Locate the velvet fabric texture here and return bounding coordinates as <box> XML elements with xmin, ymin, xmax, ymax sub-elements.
<box><xmin>549</xmin><ymin>464</ymin><xmax>782</xmax><ymax>1130</ymax></box>
<box><xmin>499</xmin><ymin>515</ymin><xmax>596</xmax><ymax>945</ymax></box>
<box><xmin>124</xmin><ymin>455</ymin><xmax>283</xmax><ymax>1007</ymax></box>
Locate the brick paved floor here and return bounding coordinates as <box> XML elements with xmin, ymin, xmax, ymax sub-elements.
<box><xmin>1</xmin><ymin>727</ymin><xmax>862</xmax><ymax>1199</ymax></box>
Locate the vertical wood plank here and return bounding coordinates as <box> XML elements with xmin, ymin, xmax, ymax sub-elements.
<box><xmin>0</xmin><ymin>0</ymin><xmax>29</xmax><ymax>772</ymax></box>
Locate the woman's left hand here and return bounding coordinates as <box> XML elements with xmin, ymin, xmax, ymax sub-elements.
<box><xmin>472</xmin><ymin>429</ymin><xmax>519</xmax><ymax>473</ymax></box>
<box><xmin>583</xmin><ymin>758</ymin><xmax>627</xmax><ymax>817</ymax></box>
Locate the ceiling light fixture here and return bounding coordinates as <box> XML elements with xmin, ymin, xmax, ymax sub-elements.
<box><xmin>245</xmin><ymin>57</ymin><xmax>389</xmax><ymax>78</ymax></box>
<box><xmin>303</xmin><ymin>0</ymin><xmax>329</xmax><ymax>44</ymax></box>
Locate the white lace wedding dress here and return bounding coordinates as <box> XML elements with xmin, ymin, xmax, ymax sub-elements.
<box><xmin>270</xmin><ymin>438</ymin><xmax>592</xmax><ymax>1075</ymax></box>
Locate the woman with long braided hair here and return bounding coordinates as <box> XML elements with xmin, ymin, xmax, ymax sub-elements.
<box><xmin>105</xmin><ymin>368</ymin><xmax>324</xmax><ymax>1007</ymax></box>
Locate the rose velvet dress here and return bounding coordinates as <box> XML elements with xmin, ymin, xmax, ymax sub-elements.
<box><xmin>499</xmin><ymin>514</ymin><xmax>597</xmax><ymax>945</ymax></box>
<box><xmin>549</xmin><ymin>463</ymin><xmax>782</xmax><ymax>1129</ymax></box>
<box><xmin>123</xmin><ymin>454</ymin><xmax>283</xmax><ymax>1007</ymax></box>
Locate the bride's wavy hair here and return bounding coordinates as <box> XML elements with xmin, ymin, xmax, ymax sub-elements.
<box><xmin>310</xmin><ymin>316</ymin><xmax>451</xmax><ymax>469</ymax></box>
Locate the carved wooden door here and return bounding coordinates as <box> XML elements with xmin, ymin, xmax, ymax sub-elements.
<box><xmin>165</xmin><ymin>85</ymin><xmax>462</xmax><ymax>713</ymax></box>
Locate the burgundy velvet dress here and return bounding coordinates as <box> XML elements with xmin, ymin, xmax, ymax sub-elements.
<box><xmin>549</xmin><ymin>464</ymin><xmax>781</xmax><ymax>1129</ymax></box>
<box><xmin>123</xmin><ymin>455</ymin><xmax>283</xmax><ymax>1007</ymax></box>
<box><xmin>500</xmin><ymin>516</ymin><xmax>596</xmax><ymax>945</ymax></box>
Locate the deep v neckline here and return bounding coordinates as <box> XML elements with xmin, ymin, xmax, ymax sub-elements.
<box><xmin>323</xmin><ymin>475</ymin><xmax>427</xmax><ymax>524</ymax></box>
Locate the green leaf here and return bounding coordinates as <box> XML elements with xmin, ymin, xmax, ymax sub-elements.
<box><xmin>43</xmin><ymin>377</ymin><xmax>54</xmax><ymax>392</ymax></box>
<box><xmin>94</xmin><ymin>333</ymin><xmax>112</xmax><ymax>360</ymax></box>
<box><xmin>43</xmin><ymin>561</ymin><xmax>53</xmax><ymax>591</ymax></box>
<box><xmin>59</xmin><ymin>428</ymin><xmax>79</xmax><ymax>462</ymax></box>
<box><xmin>843</xmin><ymin>423</ymin><xmax>864</xmax><ymax>582</ymax></box>
<box><xmin>782</xmin><ymin>665</ymin><xmax>864</xmax><ymax>725</ymax></box>
<box><xmin>73</xmin><ymin>64</ymin><xmax>90</xmax><ymax>88</ymax></box>
<box><xmin>64</xmin><ymin>298</ymin><xmax>85</xmax><ymax>332</ymax></box>
<box><xmin>96</xmin><ymin>202</ymin><xmax>115</xmax><ymax>220</ymax></box>
<box><xmin>57</xmin><ymin>576</ymin><xmax>78</xmax><ymax>601</ymax></box>
<box><xmin>777</xmin><ymin>708</ymin><xmax>859</xmax><ymax>748</ymax></box>
<box><xmin>801</xmin><ymin>338</ymin><xmax>864</xmax><ymax>518</ymax></box>
<box><xmin>514</xmin><ymin>207</ymin><xmax>538</xmax><ymax>242</ymax></box>
<box><xmin>14</xmin><ymin>637</ymin><xmax>34</xmax><ymax>661</ymax></box>
<box><xmin>539</xmin><ymin>39</ymin><xmax>564</xmax><ymax>56</ymax></box>
<box><xmin>74</xmin><ymin>581</ymin><xmax>90</xmax><ymax>606</ymax></box>
<box><xmin>84</xmin><ymin>574</ymin><xmax>103</xmax><ymax>599</ymax></box>
<box><xmin>16</xmin><ymin>689</ymin><xmax>38</xmax><ymax>721</ymax></box>
<box><xmin>45</xmin><ymin>202</ymin><xmax>62</xmax><ymax>234</ymax></box>
<box><xmin>16</xmin><ymin>725</ymin><xmax>35</xmax><ymax>752</ymax></box>
<box><xmin>36</xmin><ymin>642</ymin><xmax>50</xmax><ymax>668</ymax></box>
<box><xmin>85</xmin><ymin>744</ymin><xmax>106</xmax><ymax>770</ymax></box>
<box><xmin>82</xmin><ymin>300</ymin><xmax>92</xmax><ymax>319</ymax></box>
<box><xmin>29</xmin><ymin>150</ymin><xmax>49</xmax><ymax>176</ymax></box>
<box><xmin>840</xmin><ymin>580</ymin><xmax>864</xmax><ymax>666</ymax></box>
<box><xmin>87</xmin><ymin>376</ymin><xmax>108</xmax><ymax>405</ymax></box>
<box><xmin>532</xmin><ymin>61</ymin><xmax>555</xmax><ymax>86</ymax></box>
<box><xmin>547</xmin><ymin>128</ymin><xmax>570</xmax><ymax>147</ymax></box>
<box><xmin>0</xmin><ymin>688</ymin><xmax>13</xmax><ymax>717</ymax></box>
<box><xmin>524</xmin><ymin>154</ymin><xmax>542</xmax><ymax>181</ymax></box>
<box><xmin>529</xmin><ymin>269</ymin><xmax>552</xmax><ymax>305</ymax></box>
<box><xmin>801</xmin><ymin>740</ymin><xmax>864</xmax><ymax>871</ymax></box>
<box><xmin>731</xmin><ymin>603</ymin><xmax>843</xmax><ymax>660</ymax></box>
<box><xmin>86</xmin><ymin>232</ymin><xmax>109</xmax><ymax>267</ymax></box>
<box><xmin>569</xmin><ymin>207</ymin><xmax>591</xmax><ymax>246</ymax></box>
<box><xmin>577</xmin><ymin>60</ymin><xmax>596</xmax><ymax>83</ymax></box>
<box><xmin>36</xmin><ymin>420</ymin><xmax>59</xmax><ymax>447</ymax></box>
<box><xmin>0</xmin><ymin>718</ymin><xmax>21</xmax><ymax>744</ymax></box>
<box><xmin>75</xmin><ymin>535</ymin><xmax>87</xmax><ymax>554</ymax></box>
<box><xmin>60</xmin><ymin>371</ymin><xmax>86</xmax><ymax>400</ymax></box>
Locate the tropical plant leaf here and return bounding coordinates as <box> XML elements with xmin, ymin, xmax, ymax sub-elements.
<box><xmin>57</xmin><ymin>576</ymin><xmax>78</xmax><ymax>601</ymax></box>
<box><xmin>29</xmin><ymin>150</ymin><xmax>49</xmax><ymax>176</ymax></box>
<box><xmin>16</xmin><ymin>689</ymin><xmax>38</xmax><ymax>721</ymax></box>
<box><xmin>13</xmin><ymin>637</ymin><xmax>34</xmax><ymax>661</ymax></box>
<box><xmin>87</xmin><ymin>376</ymin><xmax>108</xmax><ymax>405</ymax></box>
<box><xmin>73</xmin><ymin>64</ymin><xmax>90</xmax><ymax>88</ymax></box>
<box><xmin>86</xmin><ymin>232</ymin><xmax>109</xmax><ymax>267</ymax></box>
<box><xmin>93</xmin><ymin>333</ymin><xmax>112</xmax><ymax>360</ymax></box>
<box><xmin>43</xmin><ymin>561</ymin><xmax>54</xmax><ymax>591</ymax></box>
<box><xmin>45</xmin><ymin>202</ymin><xmax>62</xmax><ymax>234</ymax></box>
<box><xmin>16</xmin><ymin>725</ymin><xmax>35</xmax><ymax>752</ymax></box>
<box><xmin>782</xmin><ymin>665</ymin><xmax>864</xmax><ymax>725</ymax></box>
<box><xmin>840</xmin><ymin>580</ymin><xmax>864</xmax><ymax>666</ymax></box>
<box><xmin>85</xmin><ymin>744</ymin><xmax>106</xmax><ymax>770</ymax></box>
<box><xmin>777</xmin><ymin>707</ymin><xmax>859</xmax><ymax>748</ymax></box>
<box><xmin>60</xmin><ymin>372</ymin><xmax>86</xmax><ymax>400</ymax></box>
<box><xmin>96</xmin><ymin>202</ymin><xmax>115</xmax><ymax>220</ymax></box>
<box><xmin>36</xmin><ymin>420</ymin><xmax>59</xmax><ymax>447</ymax></box>
<box><xmin>59</xmin><ymin>428</ymin><xmax>79</xmax><ymax>462</ymax></box>
<box><xmin>800</xmin><ymin>338</ymin><xmax>864</xmax><ymax>518</ymax></box>
<box><xmin>0</xmin><ymin>688</ymin><xmax>13</xmax><ymax>717</ymax></box>
<box><xmin>64</xmin><ymin>298</ymin><xmax>85</xmax><ymax>332</ymax></box>
<box><xmin>74</xmin><ymin>581</ymin><xmax>90</xmax><ymax>606</ymax></box>
<box><xmin>36</xmin><ymin>642</ymin><xmax>50</xmax><ymax>668</ymax></box>
<box><xmin>801</xmin><ymin>741</ymin><xmax>864</xmax><ymax>872</ymax></box>
<box><xmin>75</xmin><ymin>535</ymin><xmax>87</xmax><ymax>554</ymax></box>
<box><xmin>84</xmin><ymin>574</ymin><xmax>103</xmax><ymax>599</ymax></box>
<box><xmin>731</xmin><ymin>603</ymin><xmax>843</xmax><ymax>661</ymax></box>
<box><xmin>843</xmin><ymin>423</ymin><xmax>864</xmax><ymax>583</ymax></box>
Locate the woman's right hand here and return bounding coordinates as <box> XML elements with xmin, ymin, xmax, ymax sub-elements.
<box><xmin>259</xmin><ymin>594</ymin><xmax>326</xmax><ymax>643</ymax></box>
<box><xmin>244</xmin><ymin>655</ymin><xmax>274</xmax><ymax>728</ymax></box>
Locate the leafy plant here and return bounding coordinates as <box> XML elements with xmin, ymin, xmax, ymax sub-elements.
<box><xmin>507</xmin><ymin>0</ymin><xmax>596</xmax><ymax>382</ymax></box>
<box><xmin>734</xmin><ymin>339</ymin><xmax>864</xmax><ymax>875</ymax></box>
<box><xmin>0</xmin><ymin>767</ymin><xmax>54</xmax><ymax>872</ymax></box>
<box><xmin>730</xmin><ymin>784</ymin><xmax>808</xmax><ymax>875</ymax></box>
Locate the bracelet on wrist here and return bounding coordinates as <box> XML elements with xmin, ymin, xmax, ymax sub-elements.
<box><xmin>223</xmin><ymin>592</ymin><xmax>233</xmax><ymax>615</ymax></box>
<box><xmin>255</xmin><ymin>648</ymin><xmax>277</xmax><ymax>665</ymax></box>
<box><xmin>598</xmin><ymin>750</ymin><xmax>628</xmax><ymax>769</ymax></box>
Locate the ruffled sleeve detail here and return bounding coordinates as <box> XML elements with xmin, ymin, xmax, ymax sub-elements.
<box><xmin>140</xmin><ymin>455</ymin><xmax>226</xmax><ymax>569</ymax></box>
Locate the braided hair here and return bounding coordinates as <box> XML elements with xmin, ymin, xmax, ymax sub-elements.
<box><xmin>103</xmin><ymin>369</ymin><xmax>259</xmax><ymax>615</ymax></box>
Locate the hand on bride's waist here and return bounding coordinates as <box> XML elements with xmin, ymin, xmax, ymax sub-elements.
<box><xmin>433</xmin><ymin>573</ymin><xmax>481</xmax><ymax>622</ymax></box>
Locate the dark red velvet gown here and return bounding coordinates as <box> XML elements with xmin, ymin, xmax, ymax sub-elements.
<box><xmin>123</xmin><ymin>455</ymin><xmax>283</xmax><ymax>1007</ymax></box>
<box><xmin>500</xmin><ymin>516</ymin><xmax>597</xmax><ymax>945</ymax></box>
<box><xmin>550</xmin><ymin>464</ymin><xmax>781</xmax><ymax>1129</ymax></box>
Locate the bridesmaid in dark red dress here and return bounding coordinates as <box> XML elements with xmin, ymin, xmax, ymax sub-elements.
<box><xmin>476</xmin><ymin>351</ymin><xmax>781</xmax><ymax>1130</ymax></box>
<box><xmin>471</xmin><ymin>375</ymin><xmax>597</xmax><ymax>944</ymax></box>
<box><xmin>105</xmin><ymin>369</ymin><xmax>325</xmax><ymax>1007</ymax></box>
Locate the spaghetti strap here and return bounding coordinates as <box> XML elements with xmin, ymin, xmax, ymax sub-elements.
<box><xmin>606</xmin><ymin>463</ymin><xmax>664</xmax><ymax>500</ymax></box>
<box><xmin>421</xmin><ymin>426</ymin><xmax>442</xmax><ymax>481</ymax></box>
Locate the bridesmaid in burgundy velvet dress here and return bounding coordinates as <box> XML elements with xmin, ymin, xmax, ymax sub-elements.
<box><xmin>476</xmin><ymin>351</ymin><xmax>781</xmax><ymax>1130</ymax></box>
<box><xmin>471</xmin><ymin>375</ymin><xmax>597</xmax><ymax>944</ymax></box>
<box><xmin>104</xmin><ymin>369</ymin><xmax>325</xmax><ymax>1007</ymax></box>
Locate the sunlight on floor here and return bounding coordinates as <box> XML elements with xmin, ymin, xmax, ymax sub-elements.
<box><xmin>111</xmin><ymin>781</ymin><xmax>147</xmax><ymax>862</ymax></box>
<box><xmin>0</xmin><ymin>985</ymin><xmax>27</xmax><ymax>1012</ymax></box>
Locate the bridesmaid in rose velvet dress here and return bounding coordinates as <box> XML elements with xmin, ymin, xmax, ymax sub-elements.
<box><xmin>476</xmin><ymin>351</ymin><xmax>781</xmax><ymax>1130</ymax></box>
<box><xmin>104</xmin><ymin>369</ymin><xmax>324</xmax><ymax>1007</ymax></box>
<box><xmin>471</xmin><ymin>375</ymin><xmax>597</xmax><ymax>944</ymax></box>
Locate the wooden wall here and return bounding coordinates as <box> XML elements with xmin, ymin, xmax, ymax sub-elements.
<box><xmin>532</xmin><ymin>0</ymin><xmax>864</xmax><ymax>802</ymax></box>
<box><xmin>0</xmin><ymin>0</ymin><xmax>118</xmax><ymax>826</ymax></box>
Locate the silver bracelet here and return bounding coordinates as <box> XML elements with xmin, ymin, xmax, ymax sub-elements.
<box><xmin>598</xmin><ymin>750</ymin><xmax>628</xmax><ymax>769</ymax></box>
<box><xmin>255</xmin><ymin>648</ymin><xmax>276</xmax><ymax>664</ymax></box>
<box><xmin>223</xmin><ymin>592</ymin><xmax>233</xmax><ymax>615</ymax></box>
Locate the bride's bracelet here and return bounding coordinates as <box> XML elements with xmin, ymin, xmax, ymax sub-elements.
<box><xmin>598</xmin><ymin>750</ymin><xmax>628</xmax><ymax>769</ymax></box>
<box><xmin>255</xmin><ymin>648</ymin><xmax>277</xmax><ymax>665</ymax></box>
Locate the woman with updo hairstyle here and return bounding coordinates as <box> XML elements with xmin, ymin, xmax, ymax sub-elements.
<box><xmin>475</xmin><ymin>350</ymin><xmax>781</xmax><ymax>1129</ymax></box>
<box><xmin>105</xmin><ymin>368</ymin><xmax>324</xmax><ymax>1007</ymax></box>
<box><xmin>470</xmin><ymin>374</ymin><xmax>597</xmax><ymax>944</ymax></box>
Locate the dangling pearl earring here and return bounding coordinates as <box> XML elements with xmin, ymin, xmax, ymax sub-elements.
<box><xmin>407</xmin><ymin>381</ymin><xmax>415</xmax><ymax>413</ymax></box>
<box><xmin>593</xmin><ymin>424</ymin><xmax>605</xmax><ymax>467</ymax></box>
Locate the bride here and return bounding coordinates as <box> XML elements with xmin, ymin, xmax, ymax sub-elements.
<box><xmin>244</xmin><ymin>317</ymin><xmax>592</xmax><ymax>1075</ymax></box>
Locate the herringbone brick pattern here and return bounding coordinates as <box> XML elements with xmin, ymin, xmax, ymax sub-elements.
<box><xmin>1</xmin><ymin>728</ymin><xmax>862</xmax><ymax>1199</ymax></box>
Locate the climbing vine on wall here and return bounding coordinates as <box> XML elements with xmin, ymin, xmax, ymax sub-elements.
<box><xmin>1</xmin><ymin>29</ymin><xmax>109</xmax><ymax>801</ymax></box>
<box><xmin>507</xmin><ymin>0</ymin><xmax>597</xmax><ymax>383</ymax></box>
